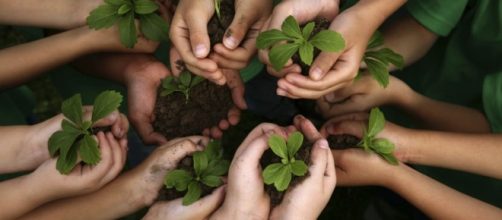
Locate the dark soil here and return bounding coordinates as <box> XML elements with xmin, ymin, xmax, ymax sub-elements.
<box><xmin>327</xmin><ymin>134</ymin><xmax>361</xmax><ymax>150</ymax></box>
<box><xmin>260</xmin><ymin>140</ymin><xmax>312</xmax><ymax>206</ymax></box>
<box><xmin>92</xmin><ymin>126</ymin><xmax>111</xmax><ymax>135</ymax></box>
<box><xmin>207</xmin><ymin>0</ymin><xmax>235</xmax><ymax>46</ymax></box>
<box><xmin>291</xmin><ymin>18</ymin><xmax>331</xmax><ymax>75</ymax></box>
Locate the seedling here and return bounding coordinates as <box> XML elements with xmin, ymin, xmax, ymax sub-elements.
<box><xmin>262</xmin><ymin>131</ymin><xmax>309</xmax><ymax>191</ymax></box>
<box><xmin>358</xmin><ymin>108</ymin><xmax>398</xmax><ymax>165</ymax></box>
<box><xmin>257</xmin><ymin>16</ymin><xmax>345</xmax><ymax>71</ymax></box>
<box><xmin>214</xmin><ymin>0</ymin><xmax>222</xmax><ymax>20</ymax></box>
<box><xmin>87</xmin><ymin>0</ymin><xmax>169</xmax><ymax>48</ymax></box>
<box><xmin>160</xmin><ymin>71</ymin><xmax>205</xmax><ymax>102</ymax></box>
<box><xmin>48</xmin><ymin>90</ymin><xmax>123</xmax><ymax>174</ymax></box>
<box><xmin>164</xmin><ymin>140</ymin><xmax>230</xmax><ymax>205</ymax></box>
<box><xmin>361</xmin><ymin>31</ymin><xmax>404</xmax><ymax>88</ymax></box>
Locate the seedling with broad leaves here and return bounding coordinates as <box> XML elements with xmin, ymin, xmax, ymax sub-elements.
<box><xmin>87</xmin><ymin>0</ymin><xmax>169</xmax><ymax>48</ymax></box>
<box><xmin>48</xmin><ymin>90</ymin><xmax>123</xmax><ymax>174</ymax></box>
<box><xmin>262</xmin><ymin>131</ymin><xmax>309</xmax><ymax>191</ymax></box>
<box><xmin>257</xmin><ymin>16</ymin><xmax>345</xmax><ymax>71</ymax></box>
<box><xmin>164</xmin><ymin>140</ymin><xmax>230</xmax><ymax>205</ymax></box>
<box><xmin>160</xmin><ymin>71</ymin><xmax>205</xmax><ymax>102</ymax></box>
<box><xmin>358</xmin><ymin>108</ymin><xmax>398</xmax><ymax>165</ymax></box>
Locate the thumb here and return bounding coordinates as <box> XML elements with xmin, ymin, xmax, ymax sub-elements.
<box><xmin>185</xmin><ymin>14</ymin><xmax>211</xmax><ymax>58</ymax></box>
<box><xmin>308</xmin><ymin>139</ymin><xmax>330</xmax><ymax>180</ymax></box>
<box><xmin>189</xmin><ymin>185</ymin><xmax>226</xmax><ymax>217</ymax></box>
<box><xmin>223</xmin><ymin>13</ymin><xmax>253</xmax><ymax>49</ymax></box>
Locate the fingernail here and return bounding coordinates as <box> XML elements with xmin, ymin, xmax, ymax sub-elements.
<box><xmin>194</xmin><ymin>45</ymin><xmax>207</xmax><ymax>58</ymax></box>
<box><xmin>224</xmin><ymin>36</ymin><xmax>237</xmax><ymax>49</ymax></box>
<box><xmin>277</xmin><ymin>88</ymin><xmax>286</xmax><ymax>96</ymax></box>
<box><xmin>318</xmin><ymin>139</ymin><xmax>330</xmax><ymax>149</ymax></box>
<box><xmin>311</xmin><ymin>67</ymin><xmax>323</xmax><ymax>80</ymax></box>
<box><xmin>325</xmin><ymin>93</ymin><xmax>336</xmax><ymax>102</ymax></box>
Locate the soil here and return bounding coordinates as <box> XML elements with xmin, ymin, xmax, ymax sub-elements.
<box><xmin>92</xmin><ymin>126</ymin><xmax>111</xmax><ymax>135</ymax></box>
<box><xmin>327</xmin><ymin>134</ymin><xmax>361</xmax><ymax>150</ymax></box>
<box><xmin>291</xmin><ymin>18</ymin><xmax>331</xmax><ymax>75</ymax></box>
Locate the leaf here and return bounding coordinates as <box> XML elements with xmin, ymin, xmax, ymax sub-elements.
<box><xmin>87</xmin><ymin>4</ymin><xmax>120</xmax><ymax>29</ymax></box>
<box><xmin>367</xmin><ymin>31</ymin><xmax>384</xmax><ymax>49</ymax></box>
<box><xmin>160</xmin><ymin>88</ymin><xmax>176</xmax><ymax>96</ymax></box>
<box><xmin>310</xmin><ymin>30</ymin><xmax>345</xmax><ymax>52</ymax></box>
<box><xmin>61</xmin><ymin>94</ymin><xmax>83</xmax><ymax>126</ymax></box>
<box><xmin>134</xmin><ymin>0</ymin><xmax>159</xmax><ymax>14</ymax></box>
<box><xmin>298</xmin><ymin>42</ymin><xmax>314</xmax><ymax>66</ymax></box>
<box><xmin>190</xmin><ymin>75</ymin><xmax>205</xmax><ymax>87</ymax></box>
<box><xmin>78</xmin><ymin>134</ymin><xmax>101</xmax><ymax>165</ymax></box>
<box><xmin>366</xmin><ymin>48</ymin><xmax>404</xmax><ymax>69</ymax></box>
<box><xmin>48</xmin><ymin>130</ymin><xmax>80</xmax><ymax>157</ymax></box>
<box><xmin>183</xmin><ymin>181</ymin><xmax>202</xmax><ymax>205</ymax></box>
<box><xmin>179</xmin><ymin>71</ymin><xmax>192</xmax><ymax>87</ymax></box>
<box><xmin>193</xmin><ymin>151</ymin><xmax>208</xmax><ymax>176</ymax></box>
<box><xmin>274</xmin><ymin>165</ymin><xmax>292</xmax><ymax>191</ymax></box>
<box><xmin>256</xmin><ymin>29</ymin><xmax>291</xmax><ymax>49</ymax></box>
<box><xmin>269</xmin><ymin>43</ymin><xmax>300</xmax><ymax>71</ymax></box>
<box><xmin>286</xmin><ymin>131</ymin><xmax>303</xmax><ymax>158</ymax></box>
<box><xmin>371</xmin><ymin>138</ymin><xmax>395</xmax><ymax>154</ymax></box>
<box><xmin>164</xmin><ymin>169</ymin><xmax>193</xmax><ymax>191</ymax></box>
<box><xmin>268</xmin><ymin>134</ymin><xmax>288</xmax><ymax>160</ymax></box>
<box><xmin>381</xmin><ymin>153</ymin><xmax>399</xmax><ymax>165</ymax></box>
<box><xmin>117</xmin><ymin>3</ymin><xmax>132</xmax><ymax>15</ymax></box>
<box><xmin>118</xmin><ymin>11</ymin><xmax>137</xmax><ymax>48</ymax></box>
<box><xmin>290</xmin><ymin>160</ymin><xmax>308</xmax><ymax>176</ymax></box>
<box><xmin>365</xmin><ymin>58</ymin><xmax>389</xmax><ymax>88</ymax></box>
<box><xmin>367</xmin><ymin>108</ymin><xmax>385</xmax><ymax>137</ymax></box>
<box><xmin>214</xmin><ymin>0</ymin><xmax>222</xmax><ymax>20</ymax></box>
<box><xmin>281</xmin><ymin>16</ymin><xmax>303</xmax><ymax>39</ymax></box>
<box><xmin>201</xmin><ymin>175</ymin><xmax>223</xmax><ymax>187</ymax></box>
<box><xmin>56</xmin><ymin>142</ymin><xmax>79</xmax><ymax>174</ymax></box>
<box><xmin>105</xmin><ymin>0</ymin><xmax>128</xmax><ymax>6</ymax></box>
<box><xmin>205</xmin><ymin>140</ymin><xmax>222</xmax><ymax>160</ymax></box>
<box><xmin>302</xmin><ymin>22</ymin><xmax>315</xmax><ymax>40</ymax></box>
<box><xmin>262</xmin><ymin>163</ymin><xmax>284</xmax><ymax>184</ymax></box>
<box><xmin>139</xmin><ymin>13</ymin><xmax>169</xmax><ymax>42</ymax></box>
<box><xmin>81</xmin><ymin>121</ymin><xmax>92</xmax><ymax>131</ymax></box>
<box><xmin>91</xmin><ymin>90</ymin><xmax>123</xmax><ymax>124</ymax></box>
<box><xmin>61</xmin><ymin>119</ymin><xmax>84</xmax><ymax>135</ymax></box>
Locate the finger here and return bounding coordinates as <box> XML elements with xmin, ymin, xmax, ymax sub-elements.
<box><xmin>308</xmin><ymin>139</ymin><xmax>330</xmax><ymax>181</ymax></box>
<box><xmin>210</xmin><ymin>53</ymin><xmax>248</xmax><ymax>70</ymax></box>
<box><xmin>186</xmin><ymin>63</ymin><xmax>226</xmax><ymax>85</ymax></box>
<box><xmin>92</xmin><ymin>132</ymin><xmax>114</xmax><ymax>176</ymax></box>
<box><xmin>92</xmin><ymin>110</ymin><xmax>119</xmax><ymax>128</ymax></box>
<box><xmin>322</xmin><ymin>97</ymin><xmax>369</xmax><ymax>118</ymax></box>
<box><xmin>224</xmin><ymin>72</ymin><xmax>247</xmax><ymax>109</ymax></box>
<box><xmin>218</xmin><ymin>119</ymin><xmax>230</xmax><ymax>130</ymax></box>
<box><xmin>169</xmin><ymin>47</ymin><xmax>184</xmax><ymax>77</ymax></box>
<box><xmin>324</xmin><ymin>142</ymin><xmax>337</xmax><ymax>190</ymax></box>
<box><xmin>129</xmin><ymin>114</ymin><xmax>168</xmax><ymax>145</ymax></box>
<box><xmin>310</xmin><ymin>51</ymin><xmax>342</xmax><ymax>80</ymax></box>
<box><xmin>214</xmin><ymin>43</ymin><xmax>252</xmax><ymax>62</ymax></box>
<box><xmin>164</xmin><ymin>136</ymin><xmax>209</xmax><ymax>150</ymax></box>
<box><xmin>188</xmin><ymin>185</ymin><xmax>226</xmax><ymax>216</ymax></box>
<box><xmin>223</xmin><ymin>13</ymin><xmax>252</xmax><ymax>49</ymax></box>
<box><xmin>184</xmin><ymin>11</ymin><xmax>211</xmax><ymax>58</ymax></box>
<box><xmin>112</xmin><ymin>113</ymin><xmax>129</xmax><ymax>139</ymax></box>
<box><xmin>210</xmin><ymin>126</ymin><xmax>223</xmax><ymax>139</ymax></box>
<box><xmin>234</xmin><ymin>123</ymin><xmax>286</xmax><ymax>156</ymax></box>
<box><xmin>163</xmin><ymin>139</ymin><xmax>201</xmax><ymax>165</ymax></box>
<box><xmin>232</xmin><ymin>135</ymin><xmax>269</xmax><ymax>170</ymax></box>
<box><xmin>101</xmin><ymin>132</ymin><xmax>125</xmax><ymax>183</ymax></box>
<box><xmin>227</xmin><ymin>107</ymin><xmax>241</xmax><ymax>125</ymax></box>
<box><xmin>279</xmin><ymin>78</ymin><xmax>352</xmax><ymax>99</ymax></box>
<box><xmin>293</xmin><ymin>115</ymin><xmax>323</xmax><ymax>142</ymax></box>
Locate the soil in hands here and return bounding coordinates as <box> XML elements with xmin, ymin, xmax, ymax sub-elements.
<box><xmin>291</xmin><ymin>18</ymin><xmax>331</xmax><ymax>75</ymax></box>
<box><xmin>327</xmin><ymin>134</ymin><xmax>361</xmax><ymax>150</ymax></box>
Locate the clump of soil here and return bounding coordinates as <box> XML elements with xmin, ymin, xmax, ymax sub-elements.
<box><xmin>260</xmin><ymin>141</ymin><xmax>312</xmax><ymax>206</ymax></box>
<box><xmin>291</xmin><ymin>18</ymin><xmax>331</xmax><ymax>75</ymax></box>
<box><xmin>208</xmin><ymin>0</ymin><xmax>235</xmax><ymax>46</ymax></box>
<box><xmin>92</xmin><ymin>126</ymin><xmax>111</xmax><ymax>135</ymax></box>
<box><xmin>327</xmin><ymin>134</ymin><xmax>361</xmax><ymax>150</ymax></box>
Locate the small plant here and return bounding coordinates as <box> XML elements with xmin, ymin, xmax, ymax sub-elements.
<box><xmin>361</xmin><ymin>31</ymin><xmax>404</xmax><ymax>88</ymax></box>
<box><xmin>257</xmin><ymin>16</ymin><xmax>345</xmax><ymax>71</ymax></box>
<box><xmin>164</xmin><ymin>140</ymin><xmax>230</xmax><ymax>205</ymax></box>
<box><xmin>160</xmin><ymin>71</ymin><xmax>205</xmax><ymax>102</ymax></box>
<box><xmin>214</xmin><ymin>0</ymin><xmax>222</xmax><ymax>20</ymax></box>
<box><xmin>358</xmin><ymin>108</ymin><xmax>398</xmax><ymax>165</ymax></box>
<box><xmin>262</xmin><ymin>131</ymin><xmax>309</xmax><ymax>191</ymax></box>
<box><xmin>48</xmin><ymin>90</ymin><xmax>123</xmax><ymax>174</ymax></box>
<box><xmin>87</xmin><ymin>0</ymin><xmax>169</xmax><ymax>48</ymax></box>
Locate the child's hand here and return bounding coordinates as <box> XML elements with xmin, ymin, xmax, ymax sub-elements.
<box><xmin>91</xmin><ymin>21</ymin><xmax>160</xmax><ymax>53</ymax></box>
<box><xmin>317</xmin><ymin>74</ymin><xmax>412</xmax><ymax>118</ymax></box>
<box><xmin>270</xmin><ymin>138</ymin><xmax>336</xmax><ymax>220</ymax></box>
<box><xmin>30</xmin><ymin>132</ymin><xmax>127</xmax><ymax>200</ymax></box>
<box><xmin>142</xmin><ymin>186</ymin><xmax>225</xmax><ymax>220</ymax></box>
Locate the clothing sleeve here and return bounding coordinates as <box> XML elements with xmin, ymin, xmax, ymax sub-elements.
<box><xmin>406</xmin><ymin>0</ymin><xmax>469</xmax><ymax>36</ymax></box>
<box><xmin>483</xmin><ymin>73</ymin><xmax>502</xmax><ymax>133</ymax></box>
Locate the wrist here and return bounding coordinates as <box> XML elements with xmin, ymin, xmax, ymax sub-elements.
<box><xmin>70</xmin><ymin>0</ymin><xmax>103</xmax><ymax>29</ymax></box>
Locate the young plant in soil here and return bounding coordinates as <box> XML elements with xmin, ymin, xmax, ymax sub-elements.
<box><xmin>48</xmin><ymin>90</ymin><xmax>123</xmax><ymax>174</ymax></box>
<box><xmin>160</xmin><ymin>70</ymin><xmax>205</xmax><ymax>102</ymax></box>
<box><xmin>164</xmin><ymin>140</ymin><xmax>230</xmax><ymax>205</ymax></box>
<box><xmin>87</xmin><ymin>0</ymin><xmax>169</xmax><ymax>48</ymax></box>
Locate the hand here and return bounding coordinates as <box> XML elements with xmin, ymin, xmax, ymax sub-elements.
<box><xmin>270</xmin><ymin>138</ymin><xmax>336</xmax><ymax>220</ymax></box>
<box><xmin>143</xmin><ymin>185</ymin><xmax>225</xmax><ymax>220</ymax></box>
<box><xmin>30</xmin><ymin>131</ymin><xmax>127</xmax><ymax>200</ymax></box>
<box><xmin>170</xmin><ymin>0</ymin><xmax>225</xmax><ymax>84</ymax></box>
<box><xmin>317</xmin><ymin>74</ymin><xmax>412</xmax><ymax>118</ymax></box>
<box><xmin>90</xmin><ymin>22</ymin><xmax>160</xmax><ymax>53</ymax></box>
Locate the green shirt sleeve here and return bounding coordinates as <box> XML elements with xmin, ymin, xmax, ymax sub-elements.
<box><xmin>406</xmin><ymin>0</ymin><xmax>469</xmax><ymax>36</ymax></box>
<box><xmin>483</xmin><ymin>73</ymin><xmax>502</xmax><ymax>133</ymax></box>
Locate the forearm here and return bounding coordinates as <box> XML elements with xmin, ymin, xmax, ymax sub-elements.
<box><xmin>0</xmin><ymin>0</ymin><xmax>100</xmax><ymax>29</ymax></box>
<box><xmin>390</xmin><ymin>165</ymin><xmax>502</xmax><ymax>219</ymax></box>
<box><xmin>344</xmin><ymin>0</ymin><xmax>406</xmax><ymax>36</ymax></box>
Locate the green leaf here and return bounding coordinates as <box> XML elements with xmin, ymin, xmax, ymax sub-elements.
<box><xmin>61</xmin><ymin>94</ymin><xmax>83</xmax><ymax>126</ymax></box>
<box><xmin>286</xmin><ymin>131</ymin><xmax>303</xmax><ymax>158</ymax></box>
<box><xmin>87</xmin><ymin>4</ymin><xmax>120</xmax><ymax>29</ymax></box>
<box><xmin>256</xmin><ymin>29</ymin><xmax>291</xmax><ymax>49</ymax></box>
<box><xmin>205</xmin><ymin>140</ymin><xmax>222</xmax><ymax>160</ymax></box>
<box><xmin>381</xmin><ymin>153</ymin><xmax>399</xmax><ymax>165</ymax></box>
<box><xmin>365</xmin><ymin>58</ymin><xmax>389</xmax><ymax>88</ymax></box>
<box><xmin>160</xmin><ymin>88</ymin><xmax>176</xmax><ymax>96</ymax></box>
<box><xmin>281</xmin><ymin>16</ymin><xmax>303</xmax><ymax>39</ymax></box>
<box><xmin>262</xmin><ymin>163</ymin><xmax>284</xmax><ymax>184</ymax></box>
<box><xmin>56</xmin><ymin>142</ymin><xmax>79</xmax><ymax>174</ymax></box>
<box><xmin>118</xmin><ymin>11</ymin><xmax>137</xmax><ymax>48</ymax></box>
<box><xmin>81</xmin><ymin>121</ymin><xmax>92</xmax><ymax>131</ymax></box>
<box><xmin>290</xmin><ymin>160</ymin><xmax>308</xmax><ymax>176</ymax></box>
<box><xmin>204</xmin><ymin>160</ymin><xmax>229</xmax><ymax>176</ymax></box>
<box><xmin>134</xmin><ymin>0</ymin><xmax>159</xmax><ymax>14</ymax></box>
<box><xmin>193</xmin><ymin>151</ymin><xmax>208</xmax><ymax>176</ymax></box>
<box><xmin>274</xmin><ymin>165</ymin><xmax>292</xmax><ymax>191</ymax></box>
<box><xmin>164</xmin><ymin>169</ymin><xmax>193</xmax><ymax>191</ymax></box>
<box><xmin>201</xmin><ymin>175</ymin><xmax>223</xmax><ymax>187</ymax></box>
<box><xmin>268</xmin><ymin>134</ymin><xmax>288</xmax><ymax>160</ymax></box>
<box><xmin>367</xmin><ymin>31</ymin><xmax>384</xmax><ymax>49</ymax></box>
<box><xmin>105</xmin><ymin>0</ymin><xmax>128</xmax><ymax>6</ymax></box>
<box><xmin>298</xmin><ymin>42</ymin><xmax>314</xmax><ymax>66</ymax></box>
<box><xmin>139</xmin><ymin>13</ymin><xmax>169</xmax><ymax>42</ymax></box>
<box><xmin>302</xmin><ymin>22</ymin><xmax>315</xmax><ymax>40</ymax></box>
<box><xmin>310</xmin><ymin>30</ymin><xmax>345</xmax><ymax>52</ymax></box>
<box><xmin>191</xmin><ymin>75</ymin><xmax>205</xmax><ymax>87</ymax></box>
<box><xmin>91</xmin><ymin>90</ymin><xmax>123</xmax><ymax>124</ymax></box>
<box><xmin>214</xmin><ymin>0</ymin><xmax>222</xmax><ymax>20</ymax></box>
<box><xmin>183</xmin><ymin>181</ymin><xmax>202</xmax><ymax>205</ymax></box>
<box><xmin>366</xmin><ymin>48</ymin><xmax>404</xmax><ymax>69</ymax></box>
<box><xmin>117</xmin><ymin>3</ymin><xmax>132</xmax><ymax>15</ymax></box>
<box><xmin>162</xmin><ymin>76</ymin><xmax>174</xmax><ymax>86</ymax></box>
<box><xmin>371</xmin><ymin>138</ymin><xmax>395</xmax><ymax>154</ymax></box>
<box><xmin>61</xmin><ymin>119</ymin><xmax>84</xmax><ymax>135</ymax></box>
<box><xmin>269</xmin><ymin>43</ymin><xmax>300</xmax><ymax>71</ymax></box>
<box><xmin>367</xmin><ymin>108</ymin><xmax>385</xmax><ymax>137</ymax></box>
<box><xmin>78</xmin><ymin>134</ymin><xmax>101</xmax><ymax>165</ymax></box>
<box><xmin>179</xmin><ymin>71</ymin><xmax>192</xmax><ymax>87</ymax></box>
<box><xmin>48</xmin><ymin>130</ymin><xmax>80</xmax><ymax>157</ymax></box>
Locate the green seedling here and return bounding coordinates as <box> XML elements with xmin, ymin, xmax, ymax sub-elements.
<box><xmin>358</xmin><ymin>108</ymin><xmax>398</xmax><ymax>165</ymax></box>
<box><xmin>262</xmin><ymin>131</ymin><xmax>309</xmax><ymax>191</ymax></box>
<box><xmin>257</xmin><ymin>16</ymin><xmax>345</xmax><ymax>71</ymax></box>
<box><xmin>160</xmin><ymin>71</ymin><xmax>205</xmax><ymax>102</ymax></box>
<box><xmin>48</xmin><ymin>90</ymin><xmax>123</xmax><ymax>174</ymax></box>
<box><xmin>87</xmin><ymin>0</ymin><xmax>169</xmax><ymax>48</ymax></box>
<box><xmin>214</xmin><ymin>0</ymin><xmax>222</xmax><ymax>20</ymax></box>
<box><xmin>164</xmin><ymin>140</ymin><xmax>230</xmax><ymax>205</ymax></box>
<box><xmin>361</xmin><ymin>31</ymin><xmax>404</xmax><ymax>88</ymax></box>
